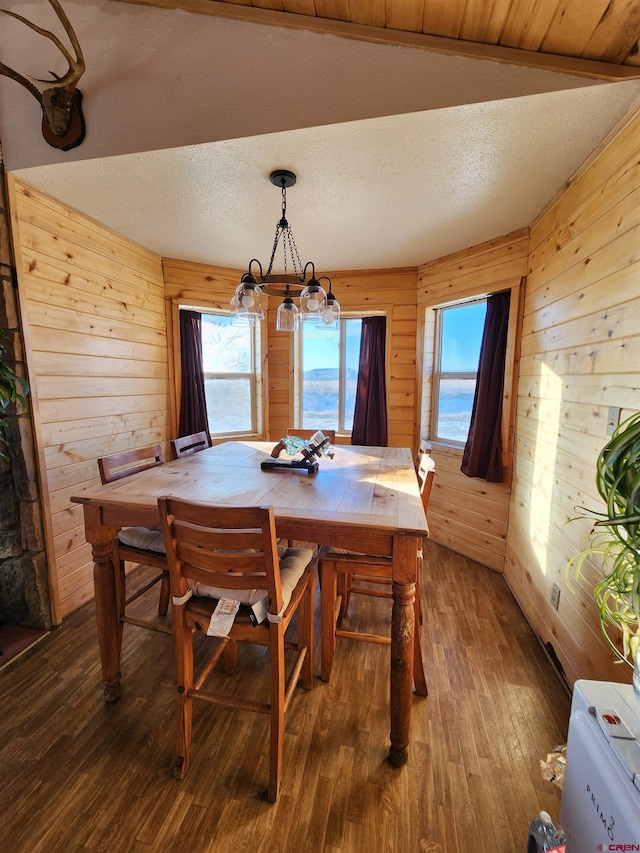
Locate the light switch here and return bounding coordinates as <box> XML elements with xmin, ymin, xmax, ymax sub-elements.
<box><xmin>606</xmin><ymin>407</ymin><xmax>621</xmax><ymax>436</ymax></box>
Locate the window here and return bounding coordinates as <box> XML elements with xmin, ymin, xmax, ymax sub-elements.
<box><xmin>431</xmin><ymin>300</ymin><xmax>486</xmax><ymax>444</ymax></box>
<box><xmin>297</xmin><ymin>318</ymin><xmax>363</xmax><ymax>433</ymax></box>
<box><xmin>201</xmin><ymin>313</ymin><xmax>259</xmax><ymax>436</ymax></box>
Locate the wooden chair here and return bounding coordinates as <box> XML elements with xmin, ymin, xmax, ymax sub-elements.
<box><xmin>157</xmin><ymin>497</ymin><xmax>316</xmax><ymax>802</ymax></box>
<box><xmin>286</xmin><ymin>427</ymin><xmax>336</xmax><ymax>443</ymax></box>
<box><xmin>97</xmin><ymin>444</ymin><xmax>171</xmax><ymax>636</ymax></box>
<box><xmin>319</xmin><ymin>452</ymin><xmax>436</xmax><ymax>693</ymax></box>
<box><xmin>171</xmin><ymin>431</ymin><xmax>210</xmax><ymax>459</ymax></box>
<box><xmin>415</xmin><ymin>438</ymin><xmax>432</xmax><ymax>470</ymax></box>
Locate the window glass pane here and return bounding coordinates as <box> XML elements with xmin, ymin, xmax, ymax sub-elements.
<box><xmin>343</xmin><ymin>318</ymin><xmax>362</xmax><ymax>431</ymax></box>
<box><xmin>300</xmin><ymin>318</ymin><xmax>362</xmax><ymax>431</ymax></box>
<box><xmin>302</xmin><ymin>325</ymin><xmax>339</xmax><ymax>429</ymax></box>
<box><xmin>436</xmin><ymin>378</ymin><xmax>476</xmax><ymax>442</ymax></box>
<box><xmin>202</xmin><ymin>314</ymin><xmax>252</xmax><ymax>373</ymax></box>
<box><xmin>441</xmin><ymin>302</ymin><xmax>486</xmax><ymax>372</ymax></box>
<box><xmin>205</xmin><ymin>378</ymin><xmax>252</xmax><ymax>433</ymax></box>
<box><xmin>197</xmin><ymin>311</ymin><xmax>256</xmax><ymax>436</ymax></box>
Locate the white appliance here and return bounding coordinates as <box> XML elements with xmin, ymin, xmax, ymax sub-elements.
<box><xmin>561</xmin><ymin>679</ymin><xmax>640</xmax><ymax>852</ymax></box>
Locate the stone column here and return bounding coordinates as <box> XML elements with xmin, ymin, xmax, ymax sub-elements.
<box><xmin>0</xmin><ymin>145</ymin><xmax>52</xmax><ymax>629</ymax></box>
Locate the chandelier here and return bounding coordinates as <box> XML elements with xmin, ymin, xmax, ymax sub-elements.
<box><xmin>231</xmin><ymin>170</ymin><xmax>340</xmax><ymax>331</ymax></box>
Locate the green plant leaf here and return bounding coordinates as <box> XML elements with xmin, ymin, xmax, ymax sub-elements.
<box><xmin>566</xmin><ymin>411</ymin><xmax>640</xmax><ymax>668</ymax></box>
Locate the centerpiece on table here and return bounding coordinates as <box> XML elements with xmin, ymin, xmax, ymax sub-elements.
<box><xmin>262</xmin><ymin>430</ymin><xmax>334</xmax><ymax>475</ymax></box>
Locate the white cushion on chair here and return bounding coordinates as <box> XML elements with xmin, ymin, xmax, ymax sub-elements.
<box><xmin>118</xmin><ymin>527</ymin><xmax>166</xmax><ymax>554</ymax></box>
<box><xmin>190</xmin><ymin>547</ymin><xmax>313</xmax><ymax>610</ymax></box>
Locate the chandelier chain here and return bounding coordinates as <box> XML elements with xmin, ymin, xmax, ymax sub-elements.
<box><xmin>265</xmin><ymin>183</ymin><xmax>303</xmax><ymax>279</ymax></box>
<box><xmin>287</xmin><ymin>229</ymin><xmax>301</xmax><ymax>277</ymax></box>
<box><xmin>266</xmin><ymin>220</ymin><xmax>280</xmax><ymax>277</ymax></box>
<box><xmin>232</xmin><ymin>170</ymin><xmax>340</xmax><ymax>330</ymax></box>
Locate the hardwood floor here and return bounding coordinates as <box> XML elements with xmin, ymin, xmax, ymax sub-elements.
<box><xmin>0</xmin><ymin>541</ymin><xmax>569</xmax><ymax>853</ymax></box>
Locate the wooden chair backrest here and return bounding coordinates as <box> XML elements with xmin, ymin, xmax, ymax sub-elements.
<box><xmin>171</xmin><ymin>431</ymin><xmax>210</xmax><ymax>459</ymax></box>
<box><xmin>417</xmin><ymin>452</ymin><xmax>436</xmax><ymax>515</ymax></box>
<box><xmin>286</xmin><ymin>428</ymin><xmax>336</xmax><ymax>443</ymax></box>
<box><xmin>98</xmin><ymin>444</ymin><xmax>164</xmax><ymax>485</ymax></box>
<box><xmin>415</xmin><ymin>438</ymin><xmax>432</xmax><ymax>469</ymax></box>
<box><xmin>158</xmin><ymin>498</ymin><xmax>283</xmax><ymax>615</ymax></box>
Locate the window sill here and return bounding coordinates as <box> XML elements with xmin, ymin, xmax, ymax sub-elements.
<box><xmin>210</xmin><ymin>432</ymin><xmax>262</xmax><ymax>445</ymax></box>
<box><xmin>428</xmin><ymin>440</ymin><xmax>465</xmax><ymax>456</ymax></box>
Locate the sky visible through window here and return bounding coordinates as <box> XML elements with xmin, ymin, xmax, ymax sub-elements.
<box><xmin>441</xmin><ymin>302</ymin><xmax>486</xmax><ymax>372</ymax></box>
<box><xmin>302</xmin><ymin>323</ymin><xmax>339</xmax><ymax>369</ymax></box>
<box><xmin>436</xmin><ymin>301</ymin><xmax>486</xmax><ymax>442</ymax></box>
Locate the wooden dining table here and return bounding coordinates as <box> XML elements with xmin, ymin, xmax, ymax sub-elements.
<box><xmin>71</xmin><ymin>440</ymin><xmax>428</xmax><ymax>767</ymax></box>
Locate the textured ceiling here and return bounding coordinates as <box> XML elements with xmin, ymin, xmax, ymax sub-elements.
<box><xmin>4</xmin><ymin>1</ymin><xmax>640</xmax><ymax>271</ymax></box>
<box><xmin>15</xmin><ymin>83</ymin><xmax>640</xmax><ymax>270</ymax></box>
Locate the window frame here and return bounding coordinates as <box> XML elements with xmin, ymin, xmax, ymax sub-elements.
<box><xmin>294</xmin><ymin>313</ymin><xmax>368</xmax><ymax>436</ymax></box>
<box><xmin>182</xmin><ymin>306</ymin><xmax>263</xmax><ymax>440</ymax></box>
<box><xmin>430</xmin><ymin>297</ymin><xmax>487</xmax><ymax>447</ymax></box>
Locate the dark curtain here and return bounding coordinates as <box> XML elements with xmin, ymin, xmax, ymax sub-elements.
<box><xmin>351</xmin><ymin>316</ymin><xmax>388</xmax><ymax>447</ymax></box>
<box><xmin>461</xmin><ymin>290</ymin><xmax>511</xmax><ymax>482</ymax></box>
<box><xmin>178</xmin><ymin>310</ymin><xmax>209</xmax><ymax>438</ymax></box>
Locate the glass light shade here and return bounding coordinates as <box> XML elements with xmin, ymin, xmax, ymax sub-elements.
<box><xmin>230</xmin><ymin>310</ymin><xmax>256</xmax><ymax>327</ymax></box>
<box><xmin>300</xmin><ymin>280</ymin><xmax>327</xmax><ymax>321</ymax></box>
<box><xmin>231</xmin><ymin>281</ymin><xmax>264</xmax><ymax>322</ymax></box>
<box><xmin>318</xmin><ymin>293</ymin><xmax>341</xmax><ymax>329</ymax></box>
<box><xmin>276</xmin><ymin>297</ymin><xmax>299</xmax><ymax>331</ymax></box>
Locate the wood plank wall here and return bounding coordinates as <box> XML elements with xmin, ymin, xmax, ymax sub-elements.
<box><xmin>161</xmin><ymin>258</ymin><xmax>267</xmax><ymax>440</ymax></box>
<box><xmin>8</xmin><ymin>97</ymin><xmax>639</xmax><ymax>694</ymax></box>
<box><xmin>7</xmin><ymin>177</ymin><xmax>170</xmax><ymax>622</ymax></box>
<box><xmin>164</xmin><ymin>262</ymin><xmax>419</xmax><ymax>449</ymax></box>
<box><xmin>417</xmin><ymin>230</ymin><xmax>529</xmax><ymax>571</ymax></box>
<box><xmin>267</xmin><ymin>269</ymin><xmax>419</xmax><ymax>448</ymax></box>
<box><xmin>504</xmin><ymin>104</ymin><xmax>640</xmax><ymax>687</ymax></box>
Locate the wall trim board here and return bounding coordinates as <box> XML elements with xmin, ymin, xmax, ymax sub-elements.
<box><xmin>110</xmin><ymin>1</ymin><xmax>640</xmax><ymax>81</ymax></box>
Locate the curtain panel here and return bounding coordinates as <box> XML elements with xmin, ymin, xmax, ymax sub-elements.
<box><xmin>460</xmin><ymin>290</ymin><xmax>511</xmax><ymax>482</ymax></box>
<box><xmin>351</xmin><ymin>316</ymin><xmax>388</xmax><ymax>447</ymax></box>
<box><xmin>178</xmin><ymin>310</ymin><xmax>209</xmax><ymax>438</ymax></box>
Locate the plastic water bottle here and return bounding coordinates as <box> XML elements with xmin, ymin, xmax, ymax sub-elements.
<box><xmin>527</xmin><ymin>811</ymin><xmax>567</xmax><ymax>852</ymax></box>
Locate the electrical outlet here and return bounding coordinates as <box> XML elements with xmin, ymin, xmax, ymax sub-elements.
<box><xmin>606</xmin><ymin>407</ymin><xmax>621</xmax><ymax>436</ymax></box>
<box><xmin>551</xmin><ymin>583</ymin><xmax>561</xmax><ymax>611</ymax></box>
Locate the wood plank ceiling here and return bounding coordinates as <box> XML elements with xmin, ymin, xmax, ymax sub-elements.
<box><xmin>114</xmin><ymin>0</ymin><xmax>640</xmax><ymax>72</ymax></box>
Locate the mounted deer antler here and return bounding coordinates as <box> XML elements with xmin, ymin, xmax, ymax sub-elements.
<box><xmin>0</xmin><ymin>0</ymin><xmax>85</xmax><ymax>150</ymax></box>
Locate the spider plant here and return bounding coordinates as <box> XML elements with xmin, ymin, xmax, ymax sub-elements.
<box><xmin>567</xmin><ymin>411</ymin><xmax>640</xmax><ymax>667</ymax></box>
<box><xmin>0</xmin><ymin>330</ymin><xmax>29</xmax><ymax>459</ymax></box>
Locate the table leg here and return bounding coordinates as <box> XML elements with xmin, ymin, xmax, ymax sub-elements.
<box><xmin>92</xmin><ymin>540</ymin><xmax>122</xmax><ymax>702</ymax></box>
<box><xmin>83</xmin><ymin>505</ymin><xmax>121</xmax><ymax>702</ymax></box>
<box><xmin>389</xmin><ymin>535</ymin><xmax>418</xmax><ymax>767</ymax></box>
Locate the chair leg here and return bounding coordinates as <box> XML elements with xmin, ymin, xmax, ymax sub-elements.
<box><xmin>412</xmin><ymin>578</ymin><xmax>428</xmax><ymax>697</ymax></box>
<box><xmin>269</xmin><ymin>626</ymin><xmax>286</xmax><ymax>803</ymax></box>
<box><xmin>223</xmin><ymin>640</ymin><xmax>239</xmax><ymax>675</ymax></box>
<box><xmin>320</xmin><ymin>558</ymin><xmax>338</xmax><ymax>682</ymax></box>
<box><xmin>416</xmin><ymin>552</ymin><xmax>424</xmax><ymax>626</ymax></box>
<box><xmin>298</xmin><ymin>574</ymin><xmax>315</xmax><ymax>690</ymax></box>
<box><xmin>158</xmin><ymin>570</ymin><xmax>171</xmax><ymax>616</ymax></box>
<box><xmin>113</xmin><ymin>555</ymin><xmax>126</xmax><ymax>654</ymax></box>
<box><xmin>337</xmin><ymin>572</ymin><xmax>350</xmax><ymax>625</ymax></box>
<box><xmin>174</xmin><ymin>620</ymin><xmax>194</xmax><ymax>780</ymax></box>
